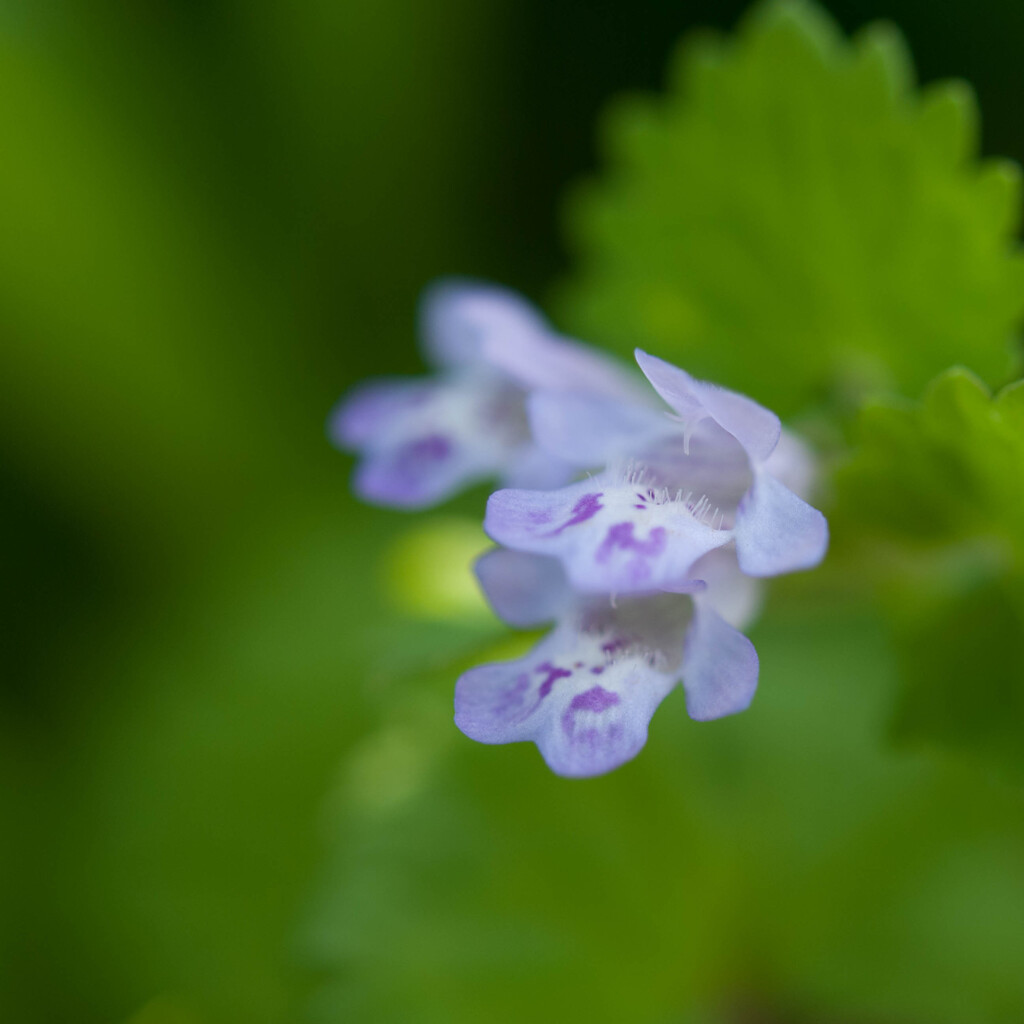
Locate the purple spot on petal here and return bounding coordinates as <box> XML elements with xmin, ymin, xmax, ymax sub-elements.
<box><xmin>546</xmin><ymin>492</ymin><xmax>603</xmax><ymax>536</ymax></box>
<box><xmin>590</xmin><ymin>665</ymin><xmax>605</xmax><ymax>675</ymax></box>
<box><xmin>601</xmin><ymin>637</ymin><xmax>628</xmax><ymax>656</ymax></box>
<box><xmin>561</xmin><ymin>685</ymin><xmax>621</xmax><ymax>738</ymax></box>
<box><xmin>594</xmin><ymin>523</ymin><xmax>668</xmax><ymax>581</ymax></box>
<box><xmin>570</xmin><ymin>686</ymin><xmax>620</xmax><ymax>713</ymax></box>
<box><xmin>535</xmin><ymin>661</ymin><xmax>572</xmax><ymax>700</ymax></box>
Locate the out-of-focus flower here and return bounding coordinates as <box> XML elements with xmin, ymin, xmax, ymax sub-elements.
<box><xmin>485</xmin><ymin>350</ymin><xmax>828</xmax><ymax>592</ymax></box>
<box><xmin>329</xmin><ymin>280</ymin><xmax>641</xmax><ymax>509</ymax></box>
<box><xmin>455</xmin><ymin>548</ymin><xmax>759</xmax><ymax>777</ymax></box>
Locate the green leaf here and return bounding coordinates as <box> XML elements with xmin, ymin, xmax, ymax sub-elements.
<box><xmin>837</xmin><ymin>368</ymin><xmax>1024</xmax><ymax>775</ymax></box>
<box><xmin>557</xmin><ymin>0</ymin><xmax>1024</xmax><ymax>417</ymax></box>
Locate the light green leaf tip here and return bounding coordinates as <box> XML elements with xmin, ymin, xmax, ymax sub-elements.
<box><xmin>558</xmin><ymin>0</ymin><xmax>1024</xmax><ymax>416</ymax></box>
<box><xmin>994</xmin><ymin>377</ymin><xmax>1024</xmax><ymax>433</ymax></box>
<box><xmin>842</xmin><ymin>366</ymin><xmax>1024</xmax><ymax>546</ymax></box>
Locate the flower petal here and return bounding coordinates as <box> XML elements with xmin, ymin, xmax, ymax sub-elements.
<box><xmin>353</xmin><ymin>429</ymin><xmax>484</xmax><ymax>508</ymax></box>
<box><xmin>635</xmin><ymin>350</ymin><xmax>781</xmax><ymax>462</ymax></box>
<box><xmin>630</xmin><ymin>429</ymin><xmax>754</xmax><ymax>524</ymax></box>
<box><xmin>538</xmin><ymin>671</ymin><xmax>674</xmax><ymax>778</ymax></box>
<box><xmin>485</xmin><ymin>475</ymin><xmax>730</xmax><ymax>594</ymax></box>
<box><xmin>762</xmin><ymin>428</ymin><xmax>817</xmax><ymax>501</ymax></box>
<box><xmin>688</xmin><ymin>547</ymin><xmax>764</xmax><ymax>630</ymax></box>
<box><xmin>328</xmin><ymin>379</ymin><xmax>434</xmax><ymax>448</ymax></box>
<box><xmin>454</xmin><ymin>618</ymin><xmax>679</xmax><ymax>777</ymax></box>
<box><xmin>475</xmin><ymin>550</ymin><xmax>572</xmax><ymax>628</ymax></box>
<box><xmin>347</xmin><ymin>376</ymin><xmax>532</xmax><ymax>509</ymax></box>
<box><xmin>419</xmin><ymin>279</ymin><xmax>550</xmax><ymax>369</ymax></box>
<box><xmin>527</xmin><ymin>391</ymin><xmax>670</xmax><ymax>468</ymax></box>
<box><xmin>733</xmin><ymin>470</ymin><xmax>829</xmax><ymax>576</ymax></box>
<box><xmin>483</xmin><ymin>330</ymin><xmax>642</xmax><ymax>400</ymax></box>
<box><xmin>681</xmin><ymin>603</ymin><xmax>759</xmax><ymax>720</ymax></box>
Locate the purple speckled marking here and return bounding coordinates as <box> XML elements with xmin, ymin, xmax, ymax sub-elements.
<box><xmin>571</xmin><ymin>686</ymin><xmax>620</xmax><ymax>713</ymax></box>
<box><xmin>561</xmin><ymin>685</ymin><xmax>621</xmax><ymax>738</ymax></box>
<box><xmin>595</xmin><ymin>522</ymin><xmax>667</xmax><ymax>564</ymax></box>
<box><xmin>590</xmin><ymin>665</ymin><xmax>605</xmax><ymax>675</ymax></box>
<box><xmin>535</xmin><ymin>661</ymin><xmax>572</xmax><ymax>700</ymax></box>
<box><xmin>546</xmin><ymin>492</ymin><xmax>603</xmax><ymax>536</ymax></box>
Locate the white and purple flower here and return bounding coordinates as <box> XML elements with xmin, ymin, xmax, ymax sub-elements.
<box><xmin>455</xmin><ymin>548</ymin><xmax>760</xmax><ymax>777</ymax></box>
<box><xmin>334</xmin><ymin>280</ymin><xmax>828</xmax><ymax>777</ymax></box>
<box><xmin>329</xmin><ymin>280</ymin><xmax>642</xmax><ymax>509</ymax></box>
<box><xmin>458</xmin><ymin>347</ymin><xmax>827</xmax><ymax>776</ymax></box>
<box><xmin>485</xmin><ymin>350</ymin><xmax>828</xmax><ymax>592</ymax></box>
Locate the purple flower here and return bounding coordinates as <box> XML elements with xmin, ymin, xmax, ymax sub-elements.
<box><xmin>330</xmin><ymin>280</ymin><xmax>641</xmax><ymax>508</ymax></box>
<box><xmin>455</xmin><ymin>548</ymin><xmax>759</xmax><ymax>777</ymax></box>
<box><xmin>334</xmin><ymin>283</ymin><xmax>828</xmax><ymax>776</ymax></box>
<box><xmin>485</xmin><ymin>350</ymin><xmax>828</xmax><ymax>591</ymax></box>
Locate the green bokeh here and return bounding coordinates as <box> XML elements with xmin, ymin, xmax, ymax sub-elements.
<box><xmin>2</xmin><ymin>1</ymin><xmax>1024</xmax><ymax>1022</ymax></box>
<box><xmin>304</xmin><ymin>609</ymin><xmax>1024</xmax><ymax>1023</ymax></box>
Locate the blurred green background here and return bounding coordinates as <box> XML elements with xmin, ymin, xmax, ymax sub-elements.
<box><xmin>2</xmin><ymin>2</ymin><xmax>1024</xmax><ymax>1022</ymax></box>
